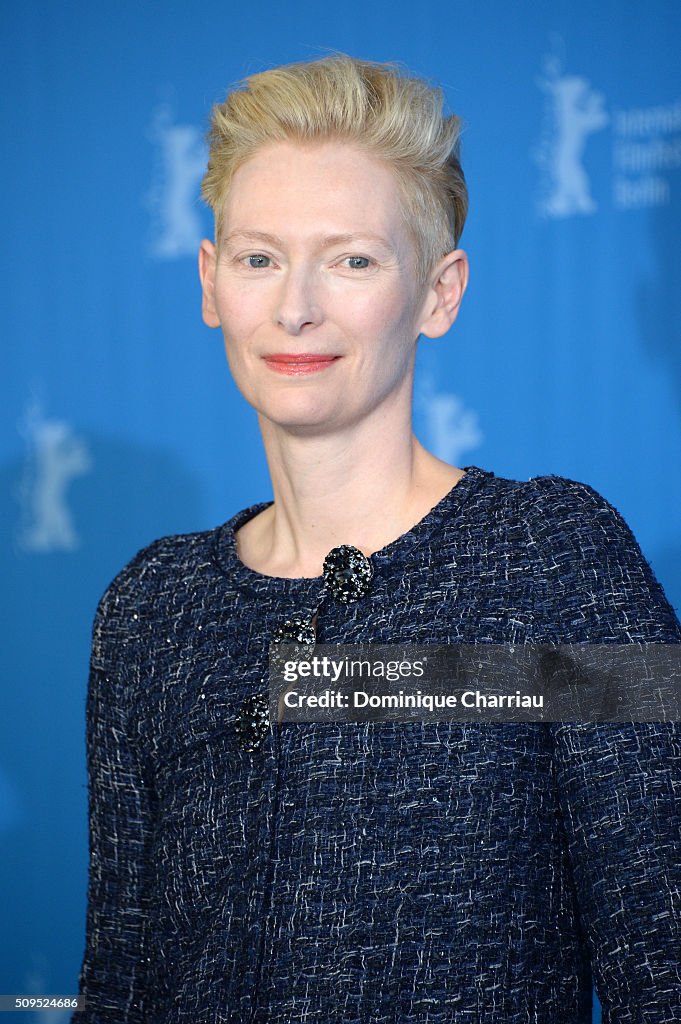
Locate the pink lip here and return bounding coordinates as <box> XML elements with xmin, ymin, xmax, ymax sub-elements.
<box><xmin>263</xmin><ymin>354</ymin><xmax>341</xmax><ymax>376</ymax></box>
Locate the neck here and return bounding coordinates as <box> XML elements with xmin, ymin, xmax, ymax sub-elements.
<box><xmin>235</xmin><ymin>399</ymin><xmax>463</xmax><ymax>578</ymax></box>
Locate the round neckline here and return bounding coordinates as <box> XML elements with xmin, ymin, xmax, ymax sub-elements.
<box><xmin>213</xmin><ymin>465</ymin><xmax>492</xmax><ymax>592</ymax></box>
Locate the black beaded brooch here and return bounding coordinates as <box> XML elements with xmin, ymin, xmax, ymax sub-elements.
<box><xmin>322</xmin><ymin>544</ymin><xmax>373</xmax><ymax>603</ymax></box>
<box><xmin>234</xmin><ymin>693</ymin><xmax>270</xmax><ymax>753</ymax></box>
<box><xmin>271</xmin><ymin>616</ymin><xmax>317</xmax><ymax>659</ymax></box>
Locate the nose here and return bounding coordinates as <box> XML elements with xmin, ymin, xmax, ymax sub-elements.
<box><xmin>274</xmin><ymin>266</ymin><xmax>323</xmax><ymax>335</ymax></box>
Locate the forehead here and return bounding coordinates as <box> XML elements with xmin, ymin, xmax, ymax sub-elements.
<box><xmin>220</xmin><ymin>140</ymin><xmax>410</xmax><ymax>247</ymax></box>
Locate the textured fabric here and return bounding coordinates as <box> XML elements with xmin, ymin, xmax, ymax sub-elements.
<box><xmin>75</xmin><ymin>467</ymin><xmax>681</xmax><ymax>1023</ymax></box>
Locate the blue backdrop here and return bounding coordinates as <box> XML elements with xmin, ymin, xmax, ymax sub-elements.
<box><xmin>2</xmin><ymin>3</ymin><xmax>680</xmax><ymax>1020</ymax></box>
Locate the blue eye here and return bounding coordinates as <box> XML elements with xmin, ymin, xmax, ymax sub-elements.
<box><xmin>246</xmin><ymin>254</ymin><xmax>270</xmax><ymax>268</ymax></box>
<box><xmin>346</xmin><ymin>256</ymin><xmax>370</xmax><ymax>269</ymax></box>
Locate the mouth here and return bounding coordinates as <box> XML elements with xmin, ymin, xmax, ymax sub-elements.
<box><xmin>262</xmin><ymin>354</ymin><xmax>341</xmax><ymax>376</ymax></box>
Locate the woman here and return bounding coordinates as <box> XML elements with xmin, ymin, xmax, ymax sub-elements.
<box><xmin>76</xmin><ymin>56</ymin><xmax>681</xmax><ymax>1022</ymax></box>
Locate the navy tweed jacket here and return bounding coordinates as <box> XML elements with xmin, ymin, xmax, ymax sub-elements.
<box><xmin>75</xmin><ymin>467</ymin><xmax>681</xmax><ymax>1023</ymax></box>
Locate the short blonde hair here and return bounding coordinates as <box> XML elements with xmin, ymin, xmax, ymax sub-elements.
<box><xmin>201</xmin><ymin>54</ymin><xmax>468</xmax><ymax>284</ymax></box>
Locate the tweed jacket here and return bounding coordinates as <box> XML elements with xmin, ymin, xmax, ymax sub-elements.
<box><xmin>75</xmin><ymin>467</ymin><xmax>681</xmax><ymax>1023</ymax></box>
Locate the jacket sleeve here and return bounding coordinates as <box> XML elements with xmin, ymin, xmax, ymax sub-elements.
<box><xmin>552</xmin><ymin>720</ymin><xmax>681</xmax><ymax>1022</ymax></box>
<box><xmin>529</xmin><ymin>477</ymin><xmax>681</xmax><ymax>1022</ymax></box>
<box><xmin>74</xmin><ymin>581</ymin><xmax>154</xmax><ymax>1023</ymax></box>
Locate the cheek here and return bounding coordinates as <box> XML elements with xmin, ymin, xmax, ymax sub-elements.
<box><xmin>360</xmin><ymin>296</ymin><xmax>420</xmax><ymax>350</ymax></box>
<box><xmin>214</xmin><ymin>266</ymin><xmax>274</xmax><ymax>322</ymax></box>
<box><xmin>214</xmin><ymin>289</ymin><xmax>261</xmax><ymax>346</ymax></box>
<box><xmin>333</xmin><ymin>282</ymin><xmax>414</xmax><ymax>336</ymax></box>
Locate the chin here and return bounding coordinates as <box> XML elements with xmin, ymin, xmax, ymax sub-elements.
<box><xmin>255</xmin><ymin>395</ymin><xmax>344</xmax><ymax>434</ymax></box>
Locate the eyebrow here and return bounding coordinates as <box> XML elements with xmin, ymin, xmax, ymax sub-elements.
<box><xmin>221</xmin><ymin>229</ymin><xmax>398</xmax><ymax>254</ymax></box>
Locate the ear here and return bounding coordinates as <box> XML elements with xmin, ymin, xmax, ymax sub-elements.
<box><xmin>418</xmin><ymin>249</ymin><xmax>469</xmax><ymax>339</ymax></box>
<box><xmin>198</xmin><ymin>238</ymin><xmax>220</xmax><ymax>328</ymax></box>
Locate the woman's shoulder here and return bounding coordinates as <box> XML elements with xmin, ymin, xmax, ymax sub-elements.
<box><xmin>110</xmin><ymin>525</ymin><xmax>219</xmax><ymax>590</ymax></box>
<box><xmin>482</xmin><ymin>466</ymin><xmax>654</xmax><ymax>586</ymax></box>
<box><xmin>458</xmin><ymin>466</ymin><xmax>634</xmax><ymax>552</ymax></box>
<box><xmin>478</xmin><ymin>467</ymin><xmax>680</xmax><ymax>641</ymax></box>
<box><xmin>510</xmin><ymin>471</ymin><xmax>650</xmax><ymax>579</ymax></box>
<box><xmin>480</xmin><ymin>465</ymin><xmax>619</xmax><ymax>509</ymax></box>
<box><xmin>92</xmin><ymin>522</ymin><xmax>232</xmax><ymax>637</ymax></box>
<box><xmin>474</xmin><ymin>466</ymin><xmax>639</xmax><ymax>543</ymax></box>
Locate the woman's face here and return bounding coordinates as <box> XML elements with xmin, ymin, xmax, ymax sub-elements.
<box><xmin>199</xmin><ymin>140</ymin><xmax>455</xmax><ymax>436</ymax></box>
